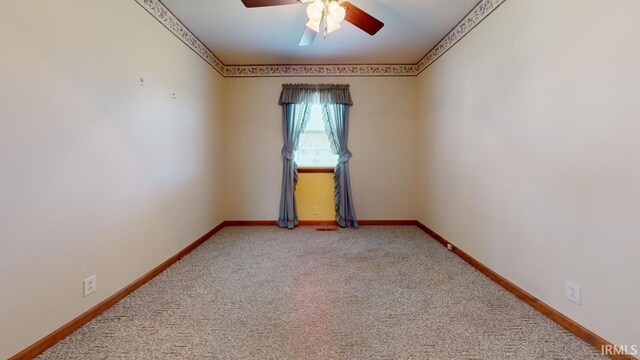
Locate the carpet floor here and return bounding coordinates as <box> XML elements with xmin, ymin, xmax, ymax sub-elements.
<box><xmin>39</xmin><ymin>226</ymin><xmax>605</xmax><ymax>359</ymax></box>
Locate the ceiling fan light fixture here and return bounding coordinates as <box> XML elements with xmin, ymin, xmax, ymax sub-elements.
<box><xmin>329</xmin><ymin>5</ymin><xmax>346</xmax><ymax>23</ymax></box>
<box><xmin>307</xmin><ymin>0</ymin><xmax>324</xmax><ymax>19</ymax></box>
<box><xmin>243</xmin><ymin>0</ymin><xmax>384</xmax><ymax>46</ymax></box>
<box><xmin>306</xmin><ymin>3</ymin><xmax>323</xmax><ymax>21</ymax></box>
<box><xmin>300</xmin><ymin>0</ymin><xmax>367</xmax><ymax>40</ymax></box>
<box><xmin>325</xmin><ymin>19</ymin><xmax>341</xmax><ymax>34</ymax></box>
<box><xmin>306</xmin><ymin>19</ymin><xmax>321</xmax><ymax>32</ymax></box>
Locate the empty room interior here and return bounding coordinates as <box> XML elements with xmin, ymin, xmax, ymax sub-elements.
<box><xmin>2</xmin><ymin>0</ymin><xmax>639</xmax><ymax>359</ymax></box>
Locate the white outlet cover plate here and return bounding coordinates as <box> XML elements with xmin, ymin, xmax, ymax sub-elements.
<box><xmin>84</xmin><ymin>275</ymin><xmax>97</xmax><ymax>297</ymax></box>
<box><xmin>566</xmin><ymin>281</ymin><xmax>581</xmax><ymax>305</ymax></box>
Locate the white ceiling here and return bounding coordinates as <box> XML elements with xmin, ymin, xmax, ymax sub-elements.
<box><xmin>161</xmin><ymin>0</ymin><xmax>480</xmax><ymax>65</ymax></box>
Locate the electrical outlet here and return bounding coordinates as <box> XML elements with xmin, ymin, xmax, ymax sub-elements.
<box><xmin>313</xmin><ymin>206</ymin><xmax>319</xmax><ymax>215</ymax></box>
<box><xmin>84</xmin><ymin>275</ymin><xmax>97</xmax><ymax>297</ymax></box>
<box><xmin>566</xmin><ymin>281</ymin><xmax>581</xmax><ymax>305</ymax></box>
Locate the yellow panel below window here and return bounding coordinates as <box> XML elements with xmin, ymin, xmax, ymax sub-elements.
<box><xmin>296</xmin><ymin>173</ymin><xmax>335</xmax><ymax>220</ymax></box>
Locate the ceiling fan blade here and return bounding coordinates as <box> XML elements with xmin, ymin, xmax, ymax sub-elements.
<box><xmin>341</xmin><ymin>1</ymin><xmax>384</xmax><ymax>36</ymax></box>
<box><xmin>298</xmin><ymin>26</ymin><xmax>317</xmax><ymax>46</ymax></box>
<box><xmin>241</xmin><ymin>0</ymin><xmax>299</xmax><ymax>7</ymax></box>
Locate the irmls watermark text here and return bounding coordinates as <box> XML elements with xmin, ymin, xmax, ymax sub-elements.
<box><xmin>601</xmin><ymin>344</ymin><xmax>638</xmax><ymax>356</ymax></box>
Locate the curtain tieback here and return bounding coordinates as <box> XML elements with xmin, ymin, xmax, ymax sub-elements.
<box><xmin>337</xmin><ymin>150</ymin><xmax>352</xmax><ymax>163</ymax></box>
<box><xmin>281</xmin><ymin>146</ymin><xmax>294</xmax><ymax>160</ymax></box>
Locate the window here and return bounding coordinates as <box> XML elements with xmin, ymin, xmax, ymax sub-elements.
<box><xmin>295</xmin><ymin>104</ymin><xmax>338</xmax><ymax>168</ymax></box>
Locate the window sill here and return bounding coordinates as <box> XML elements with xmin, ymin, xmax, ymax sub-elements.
<box><xmin>298</xmin><ymin>167</ymin><xmax>335</xmax><ymax>173</ymax></box>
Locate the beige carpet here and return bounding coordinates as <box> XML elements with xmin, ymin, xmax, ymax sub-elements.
<box><xmin>39</xmin><ymin>226</ymin><xmax>605</xmax><ymax>359</ymax></box>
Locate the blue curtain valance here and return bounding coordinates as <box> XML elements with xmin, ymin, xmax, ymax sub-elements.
<box><xmin>278</xmin><ymin>84</ymin><xmax>353</xmax><ymax>106</ymax></box>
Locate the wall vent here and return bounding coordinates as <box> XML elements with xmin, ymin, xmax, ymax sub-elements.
<box><xmin>316</xmin><ymin>227</ymin><xmax>338</xmax><ymax>232</ymax></box>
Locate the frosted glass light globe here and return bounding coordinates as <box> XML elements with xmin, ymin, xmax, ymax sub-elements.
<box><xmin>330</xmin><ymin>5</ymin><xmax>346</xmax><ymax>23</ymax></box>
<box><xmin>306</xmin><ymin>0</ymin><xmax>324</xmax><ymax>21</ymax></box>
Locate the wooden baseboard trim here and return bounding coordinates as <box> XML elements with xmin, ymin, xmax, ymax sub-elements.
<box><xmin>415</xmin><ymin>221</ymin><xmax>635</xmax><ymax>360</ymax></box>
<box><xmin>224</xmin><ymin>220</ymin><xmax>418</xmax><ymax>227</ymax></box>
<box><xmin>223</xmin><ymin>220</ymin><xmax>278</xmax><ymax>226</ymax></box>
<box><xmin>9</xmin><ymin>222</ymin><xmax>226</xmax><ymax>360</ymax></box>
<box><xmin>299</xmin><ymin>220</ymin><xmax>337</xmax><ymax>226</ymax></box>
<box><xmin>358</xmin><ymin>220</ymin><xmax>418</xmax><ymax>226</ymax></box>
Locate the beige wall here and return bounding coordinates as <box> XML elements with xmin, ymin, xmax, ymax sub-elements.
<box><xmin>224</xmin><ymin>76</ymin><xmax>418</xmax><ymax>221</ymax></box>
<box><xmin>0</xmin><ymin>0</ymin><xmax>227</xmax><ymax>357</ymax></box>
<box><xmin>417</xmin><ymin>0</ymin><xmax>640</xmax><ymax>349</ymax></box>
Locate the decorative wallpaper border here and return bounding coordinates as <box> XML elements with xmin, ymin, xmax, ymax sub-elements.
<box><xmin>415</xmin><ymin>0</ymin><xmax>506</xmax><ymax>74</ymax></box>
<box><xmin>134</xmin><ymin>0</ymin><xmax>506</xmax><ymax>77</ymax></box>
<box><xmin>134</xmin><ymin>0</ymin><xmax>226</xmax><ymax>75</ymax></box>
<box><xmin>224</xmin><ymin>64</ymin><xmax>417</xmax><ymax>77</ymax></box>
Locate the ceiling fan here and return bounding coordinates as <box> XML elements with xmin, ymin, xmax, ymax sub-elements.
<box><xmin>241</xmin><ymin>0</ymin><xmax>384</xmax><ymax>47</ymax></box>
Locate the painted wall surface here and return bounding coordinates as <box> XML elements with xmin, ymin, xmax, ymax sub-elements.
<box><xmin>417</xmin><ymin>0</ymin><xmax>640</xmax><ymax>349</ymax></box>
<box><xmin>224</xmin><ymin>76</ymin><xmax>418</xmax><ymax>221</ymax></box>
<box><xmin>296</xmin><ymin>173</ymin><xmax>335</xmax><ymax>220</ymax></box>
<box><xmin>0</xmin><ymin>0</ymin><xmax>227</xmax><ymax>357</ymax></box>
